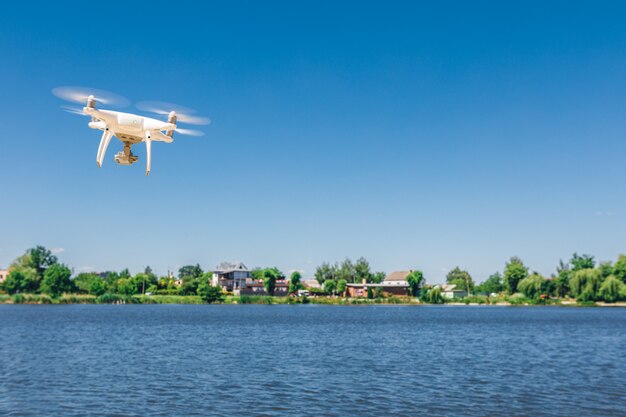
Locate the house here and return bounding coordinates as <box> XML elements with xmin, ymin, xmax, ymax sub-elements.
<box><xmin>346</xmin><ymin>271</ymin><xmax>411</xmax><ymax>297</ymax></box>
<box><xmin>302</xmin><ymin>279</ymin><xmax>321</xmax><ymax>290</ymax></box>
<box><xmin>212</xmin><ymin>262</ymin><xmax>251</xmax><ymax>291</ymax></box>
<box><xmin>439</xmin><ymin>284</ymin><xmax>467</xmax><ymax>299</ymax></box>
<box><xmin>238</xmin><ymin>279</ymin><xmax>289</xmax><ymax>296</ymax></box>
<box><xmin>381</xmin><ymin>271</ymin><xmax>412</xmax><ymax>296</ymax></box>
<box><xmin>346</xmin><ymin>280</ymin><xmax>382</xmax><ymax>297</ymax></box>
<box><xmin>0</xmin><ymin>269</ymin><xmax>8</xmax><ymax>283</ymax></box>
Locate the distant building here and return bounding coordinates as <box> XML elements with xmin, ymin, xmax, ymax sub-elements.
<box><xmin>346</xmin><ymin>271</ymin><xmax>412</xmax><ymax>297</ymax></box>
<box><xmin>239</xmin><ymin>279</ymin><xmax>289</xmax><ymax>297</ymax></box>
<box><xmin>212</xmin><ymin>262</ymin><xmax>251</xmax><ymax>291</ymax></box>
<box><xmin>382</xmin><ymin>271</ymin><xmax>412</xmax><ymax>295</ymax></box>
<box><xmin>302</xmin><ymin>279</ymin><xmax>321</xmax><ymax>290</ymax></box>
<box><xmin>0</xmin><ymin>269</ymin><xmax>8</xmax><ymax>283</ymax></box>
<box><xmin>439</xmin><ymin>284</ymin><xmax>467</xmax><ymax>299</ymax></box>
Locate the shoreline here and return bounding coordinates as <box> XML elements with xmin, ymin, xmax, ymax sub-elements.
<box><xmin>0</xmin><ymin>294</ymin><xmax>625</xmax><ymax>307</ymax></box>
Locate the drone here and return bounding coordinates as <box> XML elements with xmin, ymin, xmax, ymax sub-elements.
<box><xmin>52</xmin><ymin>86</ymin><xmax>210</xmax><ymax>175</ymax></box>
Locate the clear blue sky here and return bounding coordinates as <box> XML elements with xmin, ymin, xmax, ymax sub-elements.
<box><xmin>1</xmin><ymin>1</ymin><xmax>625</xmax><ymax>283</ymax></box>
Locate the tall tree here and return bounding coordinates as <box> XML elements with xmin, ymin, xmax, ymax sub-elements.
<box><xmin>40</xmin><ymin>264</ymin><xmax>73</xmax><ymax>297</ymax></box>
<box><xmin>406</xmin><ymin>270</ymin><xmax>424</xmax><ymax>296</ymax></box>
<box><xmin>570</xmin><ymin>253</ymin><xmax>595</xmax><ymax>271</ymax></box>
<box><xmin>503</xmin><ymin>257</ymin><xmax>529</xmax><ymax>294</ymax></box>
<box><xmin>336</xmin><ymin>279</ymin><xmax>347</xmax><ymax>296</ymax></box>
<box><xmin>338</xmin><ymin>258</ymin><xmax>355</xmax><ymax>282</ymax></box>
<box><xmin>324</xmin><ymin>279</ymin><xmax>336</xmax><ymax>295</ymax></box>
<box><xmin>262</xmin><ymin>268</ymin><xmax>281</xmax><ymax>296</ymax></box>
<box><xmin>554</xmin><ymin>259</ymin><xmax>571</xmax><ymax>298</ymax></box>
<box><xmin>570</xmin><ymin>268</ymin><xmax>602</xmax><ymax>301</ymax></box>
<box><xmin>314</xmin><ymin>262</ymin><xmax>333</xmax><ymax>284</ymax></box>
<box><xmin>517</xmin><ymin>273</ymin><xmax>545</xmax><ymax>299</ymax></box>
<box><xmin>178</xmin><ymin>264</ymin><xmax>203</xmax><ymax>279</ymax></box>
<box><xmin>289</xmin><ymin>271</ymin><xmax>302</xmax><ymax>294</ymax></box>
<box><xmin>27</xmin><ymin>246</ymin><xmax>58</xmax><ymax>280</ymax></box>
<box><xmin>370</xmin><ymin>271</ymin><xmax>386</xmax><ymax>284</ymax></box>
<box><xmin>1</xmin><ymin>269</ymin><xmax>38</xmax><ymax>294</ymax></box>
<box><xmin>476</xmin><ymin>272</ymin><xmax>503</xmax><ymax>294</ymax></box>
<box><xmin>354</xmin><ymin>257</ymin><xmax>371</xmax><ymax>283</ymax></box>
<box><xmin>613</xmin><ymin>254</ymin><xmax>626</xmax><ymax>284</ymax></box>
<box><xmin>598</xmin><ymin>276</ymin><xmax>625</xmax><ymax>303</ymax></box>
<box><xmin>446</xmin><ymin>267</ymin><xmax>474</xmax><ymax>293</ymax></box>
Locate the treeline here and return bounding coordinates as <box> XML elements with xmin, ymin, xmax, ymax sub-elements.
<box><xmin>0</xmin><ymin>247</ymin><xmax>223</xmax><ymax>303</ymax></box>
<box><xmin>2</xmin><ymin>246</ymin><xmax>625</xmax><ymax>304</ymax></box>
<box><xmin>314</xmin><ymin>253</ymin><xmax>626</xmax><ymax>303</ymax></box>
<box><xmin>0</xmin><ymin>246</ymin><xmax>300</xmax><ymax>302</ymax></box>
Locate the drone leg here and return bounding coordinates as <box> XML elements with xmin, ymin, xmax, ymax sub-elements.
<box><xmin>96</xmin><ymin>130</ymin><xmax>113</xmax><ymax>167</ymax></box>
<box><xmin>145</xmin><ymin>138</ymin><xmax>152</xmax><ymax>176</ymax></box>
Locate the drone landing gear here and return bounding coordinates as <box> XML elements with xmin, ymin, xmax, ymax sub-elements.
<box><xmin>114</xmin><ymin>142</ymin><xmax>139</xmax><ymax>166</ymax></box>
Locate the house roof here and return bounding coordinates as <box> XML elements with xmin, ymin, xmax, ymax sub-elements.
<box><xmin>302</xmin><ymin>280</ymin><xmax>321</xmax><ymax>289</ymax></box>
<box><xmin>439</xmin><ymin>284</ymin><xmax>465</xmax><ymax>292</ymax></box>
<box><xmin>384</xmin><ymin>271</ymin><xmax>411</xmax><ymax>282</ymax></box>
<box><xmin>214</xmin><ymin>262</ymin><xmax>249</xmax><ymax>273</ymax></box>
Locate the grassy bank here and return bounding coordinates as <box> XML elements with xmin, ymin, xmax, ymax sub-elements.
<box><xmin>1</xmin><ymin>293</ymin><xmax>624</xmax><ymax>306</ymax></box>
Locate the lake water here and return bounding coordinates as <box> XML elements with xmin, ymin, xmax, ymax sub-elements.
<box><xmin>0</xmin><ymin>305</ymin><xmax>624</xmax><ymax>416</ymax></box>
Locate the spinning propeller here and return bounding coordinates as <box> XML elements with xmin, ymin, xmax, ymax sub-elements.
<box><xmin>136</xmin><ymin>101</ymin><xmax>210</xmax><ymax>137</ymax></box>
<box><xmin>52</xmin><ymin>86</ymin><xmax>131</xmax><ymax>107</ymax></box>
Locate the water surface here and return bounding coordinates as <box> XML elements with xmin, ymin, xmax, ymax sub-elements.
<box><xmin>0</xmin><ymin>305</ymin><xmax>624</xmax><ymax>416</ymax></box>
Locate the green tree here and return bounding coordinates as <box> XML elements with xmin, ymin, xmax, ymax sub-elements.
<box><xmin>197</xmin><ymin>281</ymin><xmax>224</xmax><ymax>303</ymax></box>
<box><xmin>289</xmin><ymin>271</ymin><xmax>302</xmax><ymax>294</ymax></box>
<box><xmin>73</xmin><ymin>273</ymin><xmax>102</xmax><ymax>294</ymax></box>
<box><xmin>262</xmin><ymin>268</ymin><xmax>281</xmax><ymax>296</ymax></box>
<box><xmin>117</xmin><ymin>278</ymin><xmax>136</xmax><ymax>295</ymax></box>
<box><xmin>613</xmin><ymin>254</ymin><xmax>626</xmax><ymax>284</ymax></box>
<box><xmin>476</xmin><ymin>272</ymin><xmax>503</xmax><ymax>294</ymax></box>
<box><xmin>570</xmin><ymin>253</ymin><xmax>595</xmax><ymax>271</ymax></box>
<box><xmin>406</xmin><ymin>270</ymin><xmax>424</xmax><ymax>296</ymax></box>
<box><xmin>119</xmin><ymin>268</ymin><xmax>131</xmax><ymax>279</ymax></box>
<box><xmin>446</xmin><ymin>267</ymin><xmax>474</xmax><ymax>293</ymax></box>
<box><xmin>336</xmin><ymin>279</ymin><xmax>347</xmax><ymax>296</ymax></box>
<box><xmin>503</xmin><ymin>257</ymin><xmax>529</xmax><ymax>294</ymax></box>
<box><xmin>554</xmin><ymin>259</ymin><xmax>571</xmax><ymax>298</ymax></box>
<box><xmin>2</xmin><ymin>269</ymin><xmax>37</xmax><ymax>294</ymax></box>
<box><xmin>40</xmin><ymin>264</ymin><xmax>73</xmax><ymax>297</ymax></box>
<box><xmin>598</xmin><ymin>261</ymin><xmax>614</xmax><ymax>279</ymax></box>
<box><xmin>103</xmin><ymin>271</ymin><xmax>120</xmax><ymax>293</ymax></box>
<box><xmin>570</xmin><ymin>268</ymin><xmax>602</xmax><ymax>301</ymax></box>
<box><xmin>88</xmin><ymin>278</ymin><xmax>106</xmax><ymax>296</ymax></box>
<box><xmin>314</xmin><ymin>263</ymin><xmax>331</xmax><ymax>284</ymax></box>
<box><xmin>324</xmin><ymin>279</ymin><xmax>336</xmax><ymax>295</ymax></box>
<box><xmin>598</xmin><ymin>275</ymin><xmax>625</xmax><ymax>303</ymax></box>
<box><xmin>178</xmin><ymin>264</ymin><xmax>203</xmax><ymax>280</ymax></box>
<box><xmin>179</xmin><ymin>277</ymin><xmax>199</xmax><ymax>296</ymax></box>
<box><xmin>517</xmin><ymin>273</ymin><xmax>544</xmax><ymax>299</ymax></box>
<box><xmin>370</xmin><ymin>271</ymin><xmax>386</xmax><ymax>283</ymax></box>
<box><xmin>354</xmin><ymin>257</ymin><xmax>371</xmax><ymax>283</ymax></box>
<box><xmin>27</xmin><ymin>246</ymin><xmax>58</xmax><ymax>280</ymax></box>
<box><xmin>427</xmin><ymin>286</ymin><xmax>444</xmax><ymax>304</ymax></box>
<box><xmin>338</xmin><ymin>258</ymin><xmax>355</xmax><ymax>282</ymax></box>
<box><xmin>10</xmin><ymin>251</ymin><xmax>46</xmax><ymax>292</ymax></box>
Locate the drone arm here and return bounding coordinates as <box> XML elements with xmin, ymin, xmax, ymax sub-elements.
<box><xmin>96</xmin><ymin>130</ymin><xmax>113</xmax><ymax>167</ymax></box>
<box><xmin>145</xmin><ymin>131</ymin><xmax>152</xmax><ymax>176</ymax></box>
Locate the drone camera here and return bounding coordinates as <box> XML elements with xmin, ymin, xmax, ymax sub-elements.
<box><xmin>114</xmin><ymin>151</ymin><xmax>138</xmax><ymax>165</ymax></box>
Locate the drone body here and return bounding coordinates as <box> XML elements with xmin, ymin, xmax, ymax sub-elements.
<box><xmin>53</xmin><ymin>87</ymin><xmax>208</xmax><ymax>176</ymax></box>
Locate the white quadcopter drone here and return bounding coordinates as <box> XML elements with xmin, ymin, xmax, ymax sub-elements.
<box><xmin>52</xmin><ymin>86</ymin><xmax>210</xmax><ymax>175</ymax></box>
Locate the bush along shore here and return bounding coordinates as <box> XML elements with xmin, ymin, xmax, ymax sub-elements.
<box><xmin>1</xmin><ymin>246</ymin><xmax>625</xmax><ymax>306</ymax></box>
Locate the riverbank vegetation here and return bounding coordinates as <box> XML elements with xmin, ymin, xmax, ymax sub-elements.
<box><xmin>1</xmin><ymin>246</ymin><xmax>625</xmax><ymax>305</ymax></box>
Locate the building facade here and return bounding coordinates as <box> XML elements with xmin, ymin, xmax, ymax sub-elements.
<box><xmin>212</xmin><ymin>262</ymin><xmax>251</xmax><ymax>291</ymax></box>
